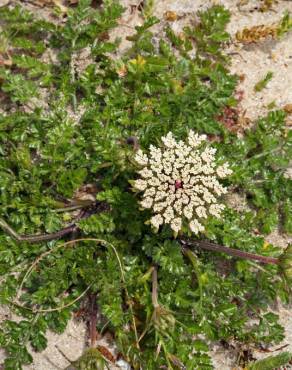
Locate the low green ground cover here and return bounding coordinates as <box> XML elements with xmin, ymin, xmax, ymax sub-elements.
<box><xmin>0</xmin><ymin>1</ymin><xmax>291</xmax><ymax>369</ymax></box>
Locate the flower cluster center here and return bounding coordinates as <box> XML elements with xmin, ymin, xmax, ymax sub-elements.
<box><xmin>174</xmin><ymin>180</ymin><xmax>183</xmax><ymax>190</ymax></box>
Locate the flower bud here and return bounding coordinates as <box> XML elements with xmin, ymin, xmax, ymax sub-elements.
<box><xmin>168</xmin><ymin>354</ymin><xmax>186</xmax><ymax>370</ymax></box>
<box><xmin>67</xmin><ymin>348</ymin><xmax>111</xmax><ymax>370</ymax></box>
<box><xmin>151</xmin><ymin>305</ymin><xmax>176</xmax><ymax>334</ymax></box>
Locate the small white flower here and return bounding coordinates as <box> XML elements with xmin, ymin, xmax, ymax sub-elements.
<box><xmin>189</xmin><ymin>219</ymin><xmax>205</xmax><ymax>234</ymax></box>
<box><xmin>139</xmin><ymin>168</ymin><xmax>153</xmax><ymax>178</ymax></box>
<box><xmin>209</xmin><ymin>203</ymin><xmax>225</xmax><ymax>217</ymax></box>
<box><xmin>150</xmin><ymin>214</ymin><xmax>164</xmax><ymax>229</ymax></box>
<box><xmin>133</xmin><ymin>131</ymin><xmax>231</xmax><ymax>234</ymax></box>
<box><xmin>152</xmin><ymin>165</ymin><xmax>163</xmax><ymax>174</ymax></box>
<box><xmin>173</xmin><ymin>200</ymin><xmax>183</xmax><ymax>214</ymax></box>
<box><xmin>196</xmin><ymin>206</ymin><xmax>207</xmax><ymax>218</ymax></box>
<box><xmin>153</xmin><ymin>202</ymin><xmax>167</xmax><ymax>213</ymax></box>
<box><xmin>140</xmin><ymin>197</ymin><xmax>153</xmax><ymax>209</ymax></box>
<box><xmin>135</xmin><ymin>149</ymin><xmax>148</xmax><ymax>166</ymax></box>
<box><xmin>148</xmin><ymin>177</ymin><xmax>160</xmax><ymax>187</ymax></box>
<box><xmin>170</xmin><ymin>217</ymin><xmax>182</xmax><ymax>233</ymax></box>
<box><xmin>203</xmin><ymin>190</ymin><xmax>216</xmax><ymax>203</ymax></box>
<box><xmin>149</xmin><ymin>145</ymin><xmax>162</xmax><ymax>160</ymax></box>
<box><xmin>144</xmin><ymin>187</ymin><xmax>156</xmax><ymax>198</ymax></box>
<box><xmin>188</xmin><ymin>130</ymin><xmax>207</xmax><ymax>147</ymax></box>
<box><xmin>161</xmin><ymin>132</ymin><xmax>177</xmax><ymax>148</ymax></box>
<box><xmin>183</xmin><ymin>206</ymin><xmax>193</xmax><ymax>219</ymax></box>
<box><xmin>155</xmin><ymin>191</ymin><xmax>167</xmax><ymax>202</ymax></box>
<box><xmin>201</xmin><ymin>147</ymin><xmax>216</xmax><ymax>164</ymax></box>
<box><xmin>216</xmin><ymin>163</ymin><xmax>233</xmax><ymax>178</ymax></box>
<box><xmin>201</xmin><ymin>165</ymin><xmax>215</xmax><ymax>175</ymax></box>
<box><xmin>190</xmin><ymin>195</ymin><xmax>204</xmax><ymax>206</ymax></box>
<box><xmin>163</xmin><ymin>206</ymin><xmax>175</xmax><ymax>223</ymax></box>
<box><xmin>133</xmin><ymin>179</ymin><xmax>147</xmax><ymax>191</ymax></box>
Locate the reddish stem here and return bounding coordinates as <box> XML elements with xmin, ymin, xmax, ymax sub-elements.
<box><xmin>181</xmin><ymin>239</ymin><xmax>279</xmax><ymax>265</ymax></box>
<box><xmin>88</xmin><ymin>293</ymin><xmax>99</xmax><ymax>347</ymax></box>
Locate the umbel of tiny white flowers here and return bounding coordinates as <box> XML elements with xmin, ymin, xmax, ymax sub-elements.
<box><xmin>132</xmin><ymin>131</ymin><xmax>232</xmax><ymax>235</ymax></box>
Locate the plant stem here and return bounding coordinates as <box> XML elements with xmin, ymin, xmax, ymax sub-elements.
<box><xmin>11</xmin><ymin>285</ymin><xmax>91</xmax><ymax>313</ymax></box>
<box><xmin>88</xmin><ymin>292</ymin><xmax>99</xmax><ymax>347</ymax></box>
<box><xmin>0</xmin><ymin>217</ymin><xmax>78</xmax><ymax>243</ymax></box>
<box><xmin>0</xmin><ymin>205</ymin><xmax>102</xmax><ymax>243</ymax></box>
<box><xmin>181</xmin><ymin>239</ymin><xmax>279</xmax><ymax>265</ymax></box>
<box><xmin>55</xmin><ymin>200</ymin><xmax>94</xmax><ymax>213</ymax></box>
<box><xmin>246</xmin><ymin>146</ymin><xmax>282</xmax><ymax>162</ymax></box>
<box><xmin>70</xmin><ymin>37</ymin><xmax>77</xmax><ymax>112</ymax></box>
<box><xmin>152</xmin><ymin>266</ymin><xmax>159</xmax><ymax>308</ymax></box>
<box><xmin>182</xmin><ymin>248</ymin><xmax>203</xmax><ymax>310</ymax></box>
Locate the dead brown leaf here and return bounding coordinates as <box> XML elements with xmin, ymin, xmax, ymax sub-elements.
<box><xmin>0</xmin><ymin>57</ymin><xmax>12</xmax><ymax>66</ymax></box>
<box><xmin>235</xmin><ymin>24</ymin><xmax>278</xmax><ymax>44</ymax></box>
<box><xmin>27</xmin><ymin>0</ymin><xmax>68</xmax><ymax>12</ymax></box>
<box><xmin>117</xmin><ymin>65</ymin><xmax>127</xmax><ymax>78</ymax></box>
<box><xmin>283</xmin><ymin>104</ymin><xmax>292</xmax><ymax>114</ymax></box>
<box><xmin>164</xmin><ymin>11</ymin><xmax>178</xmax><ymax>22</ymax></box>
<box><xmin>97</xmin><ymin>345</ymin><xmax>115</xmax><ymax>363</ymax></box>
<box><xmin>73</xmin><ymin>184</ymin><xmax>98</xmax><ymax>202</ymax></box>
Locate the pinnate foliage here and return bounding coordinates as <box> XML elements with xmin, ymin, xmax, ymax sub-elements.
<box><xmin>0</xmin><ymin>1</ymin><xmax>291</xmax><ymax>369</ymax></box>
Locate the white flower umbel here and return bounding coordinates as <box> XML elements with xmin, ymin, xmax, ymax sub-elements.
<box><xmin>133</xmin><ymin>131</ymin><xmax>232</xmax><ymax>235</ymax></box>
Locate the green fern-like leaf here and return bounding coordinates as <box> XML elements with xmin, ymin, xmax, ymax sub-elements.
<box><xmin>248</xmin><ymin>352</ymin><xmax>292</xmax><ymax>370</ymax></box>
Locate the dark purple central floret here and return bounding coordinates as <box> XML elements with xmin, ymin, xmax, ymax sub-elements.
<box><xmin>175</xmin><ymin>180</ymin><xmax>183</xmax><ymax>190</ymax></box>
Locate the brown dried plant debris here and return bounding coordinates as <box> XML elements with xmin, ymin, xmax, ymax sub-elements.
<box><xmin>24</xmin><ymin>0</ymin><xmax>73</xmax><ymax>13</ymax></box>
<box><xmin>259</xmin><ymin>0</ymin><xmax>278</xmax><ymax>12</ymax></box>
<box><xmin>0</xmin><ymin>56</ymin><xmax>12</xmax><ymax>66</ymax></box>
<box><xmin>216</xmin><ymin>89</ymin><xmax>250</xmax><ymax>132</ymax></box>
<box><xmin>217</xmin><ymin>106</ymin><xmax>240</xmax><ymax>131</ymax></box>
<box><xmin>97</xmin><ymin>345</ymin><xmax>116</xmax><ymax>363</ymax></box>
<box><xmin>235</xmin><ymin>10</ymin><xmax>292</xmax><ymax>44</ymax></box>
<box><xmin>164</xmin><ymin>10</ymin><xmax>178</xmax><ymax>22</ymax></box>
<box><xmin>235</xmin><ymin>24</ymin><xmax>278</xmax><ymax>44</ymax></box>
<box><xmin>283</xmin><ymin>104</ymin><xmax>292</xmax><ymax>114</ymax></box>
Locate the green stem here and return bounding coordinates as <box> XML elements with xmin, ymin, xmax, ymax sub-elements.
<box><xmin>55</xmin><ymin>201</ymin><xmax>93</xmax><ymax>213</ymax></box>
<box><xmin>160</xmin><ymin>339</ymin><xmax>174</xmax><ymax>369</ymax></box>
<box><xmin>152</xmin><ymin>266</ymin><xmax>159</xmax><ymax>308</ymax></box>
<box><xmin>11</xmin><ymin>285</ymin><xmax>91</xmax><ymax>313</ymax></box>
<box><xmin>182</xmin><ymin>248</ymin><xmax>203</xmax><ymax>310</ymax></box>
<box><xmin>246</xmin><ymin>147</ymin><xmax>282</xmax><ymax>162</ymax></box>
<box><xmin>70</xmin><ymin>37</ymin><xmax>77</xmax><ymax>112</ymax></box>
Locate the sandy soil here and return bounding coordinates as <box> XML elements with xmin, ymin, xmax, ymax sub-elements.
<box><xmin>0</xmin><ymin>0</ymin><xmax>292</xmax><ymax>369</ymax></box>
